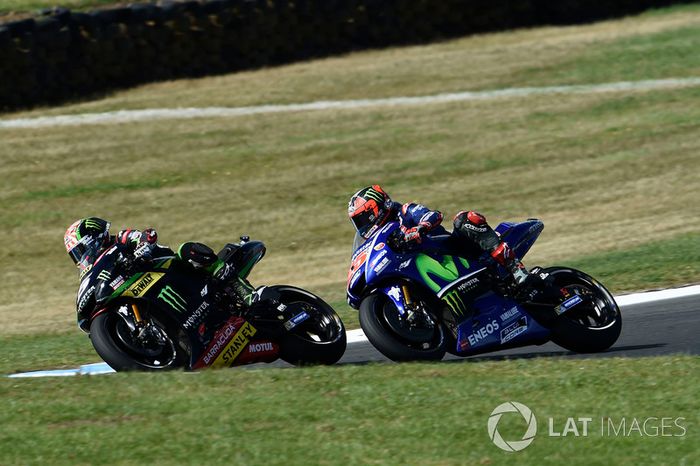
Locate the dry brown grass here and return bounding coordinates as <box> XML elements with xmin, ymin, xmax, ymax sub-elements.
<box><xmin>4</xmin><ymin>4</ymin><xmax>700</xmax><ymax>119</ymax></box>
<box><xmin>1</xmin><ymin>6</ymin><xmax>699</xmax><ymax>337</ymax></box>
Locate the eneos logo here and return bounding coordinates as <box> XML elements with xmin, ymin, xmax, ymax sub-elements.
<box><xmin>487</xmin><ymin>401</ymin><xmax>537</xmax><ymax>452</ymax></box>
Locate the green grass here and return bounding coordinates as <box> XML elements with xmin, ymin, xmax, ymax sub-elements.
<box><xmin>1</xmin><ymin>6</ymin><xmax>699</xmax><ymax>465</ymax></box>
<box><xmin>0</xmin><ymin>0</ymin><xmax>126</xmax><ymax>15</ymax></box>
<box><xmin>566</xmin><ymin>232</ymin><xmax>700</xmax><ymax>293</ymax></box>
<box><xmin>1</xmin><ymin>356</ymin><xmax>697</xmax><ymax>465</ymax></box>
<box><xmin>6</xmin><ymin>3</ymin><xmax>700</xmax><ymax>118</ymax></box>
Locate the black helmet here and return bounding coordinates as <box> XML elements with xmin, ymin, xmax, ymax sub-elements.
<box><xmin>64</xmin><ymin>217</ymin><xmax>111</xmax><ymax>270</ymax></box>
<box><xmin>348</xmin><ymin>185</ymin><xmax>392</xmax><ymax>239</ymax></box>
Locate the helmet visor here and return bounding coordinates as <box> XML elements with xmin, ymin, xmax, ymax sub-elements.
<box><xmin>351</xmin><ymin>209</ymin><xmax>381</xmax><ymax>239</ymax></box>
<box><xmin>68</xmin><ymin>235</ymin><xmax>102</xmax><ymax>271</ymax></box>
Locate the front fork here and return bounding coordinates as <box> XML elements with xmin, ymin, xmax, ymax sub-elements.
<box><xmin>379</xmin><ymin>284</ymin><xmax>431</xmax><ymax>327</ymax></box>
<box><xmin>117</xmin><ymin>302</ymin><xmax>165</xmax><ymax>344</ymax></box>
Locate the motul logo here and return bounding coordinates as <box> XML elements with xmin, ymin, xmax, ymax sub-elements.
<box><xmin>248</xmin><ymin>342</ymin><xmax>274</xmax><ymax>353</ymax></box>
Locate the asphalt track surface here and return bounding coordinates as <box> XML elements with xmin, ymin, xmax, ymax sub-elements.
<box><xmin>8</xmin><ymin>289</ymin><xmax>698</xmax><ymax>377</ymax></box>
<box><xmin>285</xmin><ymin>293</ymin><xmax>700</xmax><ymax>367</ymax></box>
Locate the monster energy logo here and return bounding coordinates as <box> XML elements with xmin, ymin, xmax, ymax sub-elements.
<box><xmin>97</xmin><ymin>270</ymin><xmax>111</xmax><ymax>281</ymax></box>
<box><xmin>364</xmin><ymin>187</ymin><xmax>384</xmax><ymax>202</ymax></box>
<box><xmin>158</xmin><ymin>286</ymin><xmax>187</xmax><ymax>313</ymax></box>
<box><xmin>442</xmin><ymin>290</ymin><xmax>468</xmax><ymax>317</ymax></box>
<box><xmin>84</xmin><ymin>219</ymin><xmax>102</xmax><ymax>230</ymax></box>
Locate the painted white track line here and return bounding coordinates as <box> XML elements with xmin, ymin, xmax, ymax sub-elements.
<box><xmin>2</xmin><ymin>77</ymin><xmax>700</xmax><ymax>129</ymax></box>
<box><xmin>7</xmin><ymin>284</ymin><xmax>699</xmax><ymax>378</ymax></box>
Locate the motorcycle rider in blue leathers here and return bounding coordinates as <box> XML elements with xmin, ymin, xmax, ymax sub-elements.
<box><xmin>348</xmin><ymin>185</ymin><xmax>530</xmax><ymax>285</ymax></box>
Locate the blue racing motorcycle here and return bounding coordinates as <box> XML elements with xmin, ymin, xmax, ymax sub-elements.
<box><xmin>346</xmin><ymin>219</ymin><xmax>621</xmax><ymax>361</ymax></box>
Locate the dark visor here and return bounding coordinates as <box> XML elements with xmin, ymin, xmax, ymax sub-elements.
<box><xmin>351</xmin><ymin>209</ymin><xmax>378</xmax><ymax>239</ymax></box>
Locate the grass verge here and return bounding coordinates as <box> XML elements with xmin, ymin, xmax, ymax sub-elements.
<box><xmin>1</xmin><ymin>356</ymin><xmax>697</xmax><ymax>465</ymax></box>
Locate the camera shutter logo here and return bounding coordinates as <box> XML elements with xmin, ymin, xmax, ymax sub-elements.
<box><xmin>487</xmin><ymin>401</ymin><xmax>537</xmax><ymax>452</ymax></box>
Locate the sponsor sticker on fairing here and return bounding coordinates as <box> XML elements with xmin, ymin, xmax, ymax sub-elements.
<box><xmin>212</xmin><ymin>321</ymin><xmax>257</xmax><ymax>367</ymax></box>
<box><xmin>369</xmin><ymin>250</ymin><xmax>388</xmax><ymax>269</ymax></box>
<box><xmin>248</xmin><ymin>342</ymin><xmax>274</xmax><ymax>353</ymax></box>
<box><xmin>555</xmin><ymin>294</ymin><xmax>583</xmax><ymax>315</ymax></box>
<box><xmin>373</xmin><ymin>257</ymin><xmax>391</xmax><ymax>274</ymax></box>
<box><xmin>398</xmin><ymin>259</ymin><xmax>412</xmax><ymax>270</ymax></box>
<box><xmin>183</xmin><ymin>301</ymin><xmax>211</xmax><ymax>330</ymax></box>
<box><xmin>109</xmin><ymin>276</ymin><xmax>125</xmax><ymax>290</ymax></box>
<box><xmin>284</xmin><ymin>311</ymin><xmax>310</xmax><ymax>330</ymax></box>
<box><xmin>500</xmin><ymin>316</ymin><xmax>528</xmax><ymax>344</ymax></box>
<box><xmin>467</xmin><ymin>320</ymin><xmax>500</xmax><ymax>346</ymax></box>
<box><xmin>500</xmin><ymin>307</ymin><xmax>520</xmax><ymax>322</ymax></box>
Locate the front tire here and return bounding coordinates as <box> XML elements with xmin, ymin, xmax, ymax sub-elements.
<box><xmin>90</xmin><ymin>308</ymin><xmax>185</xmax><ymax>371</ymax></box>
<box><xmin>276</xmin><ymin>286</ymin><xmax>347</xmax><ymax>366</ymax></box>
<box><xmin>546</xmin><ymin>267</ymin><xmax>622</xmax><ymax>353</ymax></box>
<box><xmin>359</xmin><ymin>292</ymin><xmax>446</xmax><ymax>362</ymax></box>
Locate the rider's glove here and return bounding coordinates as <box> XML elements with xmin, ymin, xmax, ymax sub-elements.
<box><xmin>132</xmin><ymin>229</ymin><xmax>158</xmax><ymax>262</ymax></box>
<box><xmin>403</xmin><ymin>226</ymin><xmax>425</xmax><ymax>244</ymax></box>
<box><xmin>133</xmin><ymin>241</ymin><xmax>154</xmax><ymax>262</ymax></box>
<box><xmin>140</xmin><ymin>228</ymin><xmax>158</xmax><ymax>245</ymax></box>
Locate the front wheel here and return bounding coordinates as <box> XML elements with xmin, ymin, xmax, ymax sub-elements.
<box><xmin>359</xmin><ymin>292</ymin><xmax>446</xmax><ymax>362</ymax></box>
<box><xmin>276</xmin><ymin>286</ymin><xmax>347</xmax><ymax>366</ymax></box>
<box><xmin>90</xmin><ymin>304</ymin><xmax>186</xmax><ymax>371</ymax></box>
<box><xmin>545</xmin><ymin>267</ymin><xmax>622</xmax><ymax>353</ymax></box>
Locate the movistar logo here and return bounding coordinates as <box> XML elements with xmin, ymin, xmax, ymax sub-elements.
<box><xmin>364</xmin><ymin>188</ymin><xmax>384</xmax><ymax>202</ymax></box>
<box><xmin>442</xmin><ymin>289</ymin><xmax>468</xmax><ymax>316</ymax></box>
<box><xmin>158</xmin><ymin>286</ymin><xmax>187</xmax><ymax>313</ymax></box>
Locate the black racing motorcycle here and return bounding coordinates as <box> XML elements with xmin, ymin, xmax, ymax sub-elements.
<box><xmin>76</xmin><ymin>237</ymin><xmax>346</xmax><ymax>371</ymax></box>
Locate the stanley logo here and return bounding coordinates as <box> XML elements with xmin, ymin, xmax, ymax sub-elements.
<box><xmin>211</xmin><ymin>322</ymin><xmax>257</xmax><ymax>368</ymax></box>
<box><xmin>122</xmin><ymin>272</ymin><xmax>164</xmax><ymax>298</ymax></box>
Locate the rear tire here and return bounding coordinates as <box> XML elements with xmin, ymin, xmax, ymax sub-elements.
<box><xmin>276</xmin><ymin>286</ymin><xmax>347</xmax><ymax>366</ymax></box>
<box><xmin>546</xmin><ymin>267</ymin><xmax>622</xmax><ymax>353</ymax></box>
<box><xmin>359</xmin><ymin>292</ymin><xmax>446</xmax><ymax>362</ymax></box>
<box><xmin>90</xmin><ymin>309</ymin><xmax>185</xmax><ymax>371</ymax></box>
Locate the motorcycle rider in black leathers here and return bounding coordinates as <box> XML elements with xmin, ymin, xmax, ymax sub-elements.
<box><xmin>64</xmin><ymin>217</ymin><xmax>256</xmax><ymax>331</ymax></box>
<box><xmin>347</xmin><ymin>185</ymin><xmax>530</xmax><ymax>285</ymax></box>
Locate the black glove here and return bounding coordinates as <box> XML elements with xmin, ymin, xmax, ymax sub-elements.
<box><xmin>133</xmin><ymin>241</ymin><xmax>154</xmax><ymax>262</ymax></box>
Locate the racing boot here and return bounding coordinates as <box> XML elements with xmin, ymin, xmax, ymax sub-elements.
<box><xmin>490</xmin><ymin>242</ymin><xmax>530</xmax><ymax>286</ymax></box>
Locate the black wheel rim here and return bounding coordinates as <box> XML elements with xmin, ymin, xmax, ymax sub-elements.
<box><xmin>109</xmin><ymin>313</ymin><xmax>178</xmax><ymax>369</ymax></box>
<box><xmin>377</xmin><ymin>296</ymin><xmax>444</xmax><ymax>351</ymax></box>
<box><xmin>553</xmin><ymin>276</ymin><xmax>619</xmax><ymax>330</ymax></box>
<box><xmin>284</xmin><ymin>299</ymin><xmax>342</xmax><ymax>344</ymax></box>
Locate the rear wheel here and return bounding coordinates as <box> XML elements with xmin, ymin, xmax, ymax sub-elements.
<box><xmin>277</xmin><ymin>286</ymin><xmax>347</xmax><ymax>365</ymax></box>
<box><xmin>90</xmin><ymin>303</ymin><xmax>186</xmax><ymax>371</ymax></box>
<box><xmin>359</xmin><ymin>292</ymin><xmax>446</xmax><ymax>362</ymax></box>
<box><xmin>546</xmin><ymin>267</ymin><xmax>622</xmax><ymax>353</ymax></box>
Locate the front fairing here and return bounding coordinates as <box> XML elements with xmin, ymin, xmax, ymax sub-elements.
<box><xmin>347</xmin><ymin>222</ymin><xmax>472</xmax><ymax>307</ymax></box>
<box><xmin>76</xmin><ymin>244</ymin><xmax>123</xmax><ymax>327</ymax></box>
